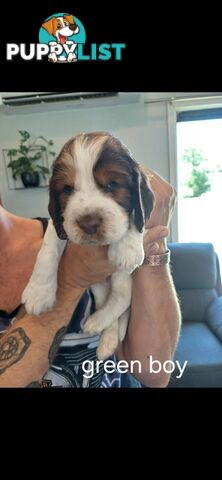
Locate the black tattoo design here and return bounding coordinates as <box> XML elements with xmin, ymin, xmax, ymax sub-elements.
<box><xmin>0</xmin><ymin>327</ymin><xmax>31</xmax><ymax>375</ymax></box>
<box><xmin>26</xmin><ymin>381</ymin><xmax>42</xmax><ymax>388</ymax></box>
<box><xmin>26</xmin><ymin>379</ymin><xmax>53</xmax><ymax>388</ymax></box>
<box><xmin>48</xmin><ymin>326</ymin><xmax>67</xmax><ymax>364</ymax></box>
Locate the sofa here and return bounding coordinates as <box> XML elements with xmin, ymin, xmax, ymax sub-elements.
<box><xmin>168</xmin><ymin>242</ymin><xmax>222</xmax><ymax>388</ymax></box>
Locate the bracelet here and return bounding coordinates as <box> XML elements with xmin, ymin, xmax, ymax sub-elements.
<box><xmin>143</xmin><ymin>249</ymin><xmax>171</xmax><ymax>266</ymax></box>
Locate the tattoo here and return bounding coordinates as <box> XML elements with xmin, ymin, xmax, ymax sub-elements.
<box><xmin>26</xmin><ymin>379</ymin><xmax>53</xmax><ymax>388</ymax></box>
<box><xmin>26</xmin><ymin>381</ymin><xmax>41</xmax><ymax>388</ymax></box>
<box><xmin>0</xmin><ymin>327</ymin><xmax>31</xmax><ymax>375</ymax></box>
<box><xmin>48</xmin><ymin>326</ymin><xmax>66</xmax><ymax>364</ymax></box>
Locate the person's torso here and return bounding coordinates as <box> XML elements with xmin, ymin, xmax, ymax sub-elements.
<box><xmin>0</xmin><ymin>217</ymin><xmax>140</xmax><ymax>388</ymax></box>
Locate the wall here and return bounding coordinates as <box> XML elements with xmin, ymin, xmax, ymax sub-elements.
<box><xmin>0</xmin><ymin>100</ymin><xmax>169</xmax><ymax>217</ymax></box>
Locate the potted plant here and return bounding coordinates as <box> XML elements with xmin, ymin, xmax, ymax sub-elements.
<box><xmin>7</xmin><ymin>130</ymin><xmax>55</xmax><ymax>188</ymax></box>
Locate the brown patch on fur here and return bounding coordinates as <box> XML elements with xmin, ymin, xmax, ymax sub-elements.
<box><xmin>94</xmin><ymin>137</ymin><xmax>135</xmax><ymax>214</ymax></box>
<box><xmin>42</xmin><ymin>14</ymin><xmax>77</xmax><ymax>36</ymax></box>
<box><xmin>93</xmin><ymin>135</ymin><xmax>154</xmax><ymax>230</ymax></box>
<box><xmin>48</xmin><ymin>144</ymin><xmax>76</xmax><ymax>239</ymax></box>
<box><xmin>94</xmin><ymin>159</ymin><xmax>133</xmax><ymax>212</ymax></box>
<box><xmin>83</xmin><ymin>131</ymin><xmax>110</xmax><ymax>145</ymax></box>
<box><xmin>51</xmin><ymin>156</ymin><xmax>75</xmax><ymax>193</ymax></box>
<box><xmin>63</xmin><ymin>14</ymin><xmax>76</xmax><ymax>26</ymax></box>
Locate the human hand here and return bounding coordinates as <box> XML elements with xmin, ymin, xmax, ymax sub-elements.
<box><xmin>143</xmin><ymin>168</ymin><xmax>177</xmax><ymax>254</ymax></box>
<box><xmin>143</xmin><ymin>224</ymin><xmax>169</xmax><ymax>256</ymax></box>
<box><xmin>58</xmin><ymin>242</ymin><xmax>115</xmax><ymax>292</ymax></box>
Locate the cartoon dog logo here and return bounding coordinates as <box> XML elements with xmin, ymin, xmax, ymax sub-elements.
<box><xmin>41</xmin><ymin>14</ymin><xmax>80</xmax><ymax>62</ymax></box>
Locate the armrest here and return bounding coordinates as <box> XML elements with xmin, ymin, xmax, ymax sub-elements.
<box><xmin>205</xmin><ymin>297</ymin><xmax>222</xmax><ymax>342</ymax></box>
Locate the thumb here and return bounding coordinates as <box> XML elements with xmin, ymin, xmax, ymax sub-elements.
<box><xmin>144</xmin><ymin>225</ymin><xmax>169</xmax><ymax>245</ymax></box>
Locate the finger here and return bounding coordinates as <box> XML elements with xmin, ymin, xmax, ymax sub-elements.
<box><xmin>146</xmin><ymin>242</ymin><xmax>160</xmax><ymax>255</ymax></box>
<box><xmin>144</xmin><ymin>225</ymin><xmax>168</xmax><ymax>245</ymax></box>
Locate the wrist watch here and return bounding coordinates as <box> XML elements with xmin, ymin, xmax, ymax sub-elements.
<box><xmin>143</xmin><ymin>249</ymin><xmax>171</xmax><ymax>266</ymax></box>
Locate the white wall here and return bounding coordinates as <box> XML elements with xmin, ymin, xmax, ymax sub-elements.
<box><xmin>0</xmin><ymin>100</ymin><xmax>169</xmax><ymax>217</ymax></box>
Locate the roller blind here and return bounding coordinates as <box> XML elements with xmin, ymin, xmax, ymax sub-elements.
<box><xmin>177</xmin><ymin>108</ymin><xmax>222</xmax><ymax>122</ymax></box>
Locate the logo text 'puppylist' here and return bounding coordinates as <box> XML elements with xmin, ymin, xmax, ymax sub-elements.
<box><xmin>6</xmin><ymin>13</ymin><xmax>126</xmax><ymax>63</ymax></box>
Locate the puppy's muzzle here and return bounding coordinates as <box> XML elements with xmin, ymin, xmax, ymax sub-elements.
<box><xmin>77</xmin><ymin>214</ymin><xmax>103</xmax><ymax>235</ymax></box>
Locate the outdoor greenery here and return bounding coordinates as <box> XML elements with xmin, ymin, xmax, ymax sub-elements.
<box><xmin>183</xmin><ymin>148</ymin><xmax>211</xmax><ymax>197</ymax></box>
<box><xmin>7</xmin><ymin>130</ymin><xmax>55</xmax><ymax>180</ymax></box>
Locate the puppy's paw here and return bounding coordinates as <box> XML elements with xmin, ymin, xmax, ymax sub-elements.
<box><xmin>83</xmin><ymin>310</ymin><xmax>111</xmax><ymax>335</ymax></box>
<box><xmin>97</xmin><ymin>328</ymin><xmax>119</xmax><ymax>360</ymax></box>
<box><xmin>48</xmin><ymin>53</ymin><xmax>57</xmax><ymax>63</ymax></box>
<box><xmin>108</xmin><ymin>240</ymin><xmax>144</xmax><ymax>273</ymax></box>
<box><xmin>67</xmin><ymin>53</ymin><xmax>77</xmax><ymax>62</ymax></box>
<box><xmin>22</xmin><ymin>282</ymin><xmax>57</xmax><ymax>316</ymax></box>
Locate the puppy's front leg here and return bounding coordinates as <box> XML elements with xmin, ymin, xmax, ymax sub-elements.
<box><xmin>96</xmin><ymin>319</ymin><xmax>119</xmax><ymax>360</ymax></box>
<box><xmin>83</xmin><ymin>272</ymin><xmax>132</xmax><ymax>335</ymax></box>
<box><xmin>108</xmin><ymin>223</ymin><xmax>144</xmax><ymax>274</ymax></box>
<box><xmin>22</xmin><ymin>219</ymin><xmax>66</xmax><ymax>315</ymax></box>
<box><xmin>87</xmin><ymin>279</ymin><xmax>130</xmax><ymax>360</ymax></box>
<box><xmin>96</xmin><ymin>307</ymin><xmax>130</xmax><ymax>360</ymax></box>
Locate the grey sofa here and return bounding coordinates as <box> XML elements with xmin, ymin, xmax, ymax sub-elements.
<box><xmin>168</xmin><ymin>243</ymin><xmax>222</xmax><ymax>388</ymax></box>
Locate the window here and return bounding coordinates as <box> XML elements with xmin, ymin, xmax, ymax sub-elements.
<box><xmin>176</xmin><ymin>108</ymin><xmax>222</xmax><ymax>267</ymax></box>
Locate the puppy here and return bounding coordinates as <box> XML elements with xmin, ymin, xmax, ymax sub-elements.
<box><xmin>22</xmin><ymin>133</ymin><xmax>154</xmax><ymax>360</ymax></box>
<box><xmin>42</xmin><ymin>14</ymin><xmax>79</xmax><ymax>62</ymax></box>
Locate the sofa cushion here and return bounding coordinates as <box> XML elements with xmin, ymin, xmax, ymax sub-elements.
<box><xmin>206</xmin><ymin>297</ymin><xmax>222</xmax><ymax>342</ymax></box>
<box><xmin>177</xmin><ymin>288</ymin><xmax>217</xmax><ymax>323</ymax></box>
<box><xmin>169</xmin><ymin>322</ymin><xmax>222</xmax><ymax>387</ymax></box>
<box><xmin>168</xmin><ymin>243</ymin><xmax>217</xmax><ymax>290</ymax></box>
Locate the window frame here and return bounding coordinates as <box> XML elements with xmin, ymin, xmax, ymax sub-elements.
<box><xmin>167</xmin><ymin>96</ymin><xmax>222</xmax><ymax>241</ymax></box>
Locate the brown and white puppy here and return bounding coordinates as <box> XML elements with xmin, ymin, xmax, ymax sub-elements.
<box><xmin>42</xmin><ymin>14</ymin><xmax>79</xmax><ymax>62</ymax></box>
<box><xmin>42</xmin><ymin>14</ymin><xmax>79</xmax><ymax>43</ymax></box>
<box><xmin>22</xmin><ymin>132</ymin><xmax>154</xmax><ymax>359</ymax></box>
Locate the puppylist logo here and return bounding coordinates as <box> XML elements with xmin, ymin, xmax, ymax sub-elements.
<box><xmin>6</xmin><ymin>12</ymin><xmax>126</xmax><ymax>63</ymax></box>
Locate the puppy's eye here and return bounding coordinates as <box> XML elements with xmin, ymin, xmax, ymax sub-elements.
<box><xmin>105</xmin><ymin>181</ymin><xmax>119</xmax><ymax>192</ymax></box>
<box><xmin>57</xmin><ymin>23</ymin><xmax>62</xmax><ymax>28</ymax></box>
<box><xmin>63</xmin><ymin>185</ymin><xmax>74</xmax><ymax>195</ymax></box>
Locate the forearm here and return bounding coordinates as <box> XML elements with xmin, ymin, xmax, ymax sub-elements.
<box><xmin>0</xmin><ymin>286</ymin><xmax>83</xmax><ymax>387</ymax></box>
<box><xmin>117</xmin><ymin>264</ymin><xmax>181</xmax><ymax>387</ymax></box>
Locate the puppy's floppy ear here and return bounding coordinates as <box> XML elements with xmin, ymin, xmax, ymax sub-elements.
<box><xmin>64</xmin><ymin>14</ymin><xmax>74</xmax><ymax>24</ymax></box>
<box><xmin>48</xmin><ymin>174</ymin><xmax>68</xmax><ymax>240</ymax></box>
<box><xmin>133</xmin><ymin>166</ymin><xmax>154</xmax><ymax>232</ymax></box>
<box><xmin>42</xmin><ymin>17</ymin><xmax>56</xmax><ymax>35</ymax></box>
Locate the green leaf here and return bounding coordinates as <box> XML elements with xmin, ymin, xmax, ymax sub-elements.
<box><xmin>7</xmin><ymin>160</ymin><xmax>18</xmax><ymax>168</ymax></box>
<box><xmin>19</xmin><ymin>145</ymin><xmax>29</xmax><ymax>154</ymax></box>
<box><xmin>37</xmin><ymin>136</ymin><xmax>48</xmax><ymax>143</ymax></box>
<box><xmin>36</xmin><ymin>165</ymin><xmax>50</xmax><ymax>174</ymax></box>
<box><xmin>7</xmin><ymin>149</ymin><xmax>18</xmax><ymax>157</ymax></box>
<box><xmin>31</xmin><ymin>152</ymin><xmax>42</xmax><ymax>161</ymax></box>
<box><xmin>18</xmin><ymin>130</ymin><xmax>30</xmax><ymax>143</ymax></box>
<box><xmin>186</xmin><ymin>167</ymin><xmax>211</xmax><ymax>197</ymax></box>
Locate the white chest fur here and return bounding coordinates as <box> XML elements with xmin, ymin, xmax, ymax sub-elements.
<box><xmin>22</xmin><ymin>219</ymin><xmax>145</xmax><ymax>360</ymax></box>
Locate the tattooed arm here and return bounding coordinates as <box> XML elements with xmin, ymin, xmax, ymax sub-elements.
<box><xmin>0</xmin><ymin>289</ymin><xmax>83</xmax><ymax>387</ymax></box>
<box><xmin>0</xmin><ymin>242</ymin><xmax>114</xmax><ymax>387</ymax></box>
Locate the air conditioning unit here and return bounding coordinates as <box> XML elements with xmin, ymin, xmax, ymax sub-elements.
<box><xmin>0</xmin><ymin>92</ymin><xmax>142</xmax><ymax>114</ymax></box>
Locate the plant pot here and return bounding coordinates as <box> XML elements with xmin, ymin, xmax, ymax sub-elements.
<box><xmin>21</xmin><ymin>172</ymin><xmax>40</xmax><ymax>188</ymax></box>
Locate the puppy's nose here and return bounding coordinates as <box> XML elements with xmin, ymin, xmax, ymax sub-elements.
<box><xmin>70</xmin><ymin>24</ymin><xmax>78</xmax><ymax>32</ymax></box>
<box><xmin>77</xmin><ymin>214</ymin><xmax>102</xmax><ymax>235</ymax></box>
